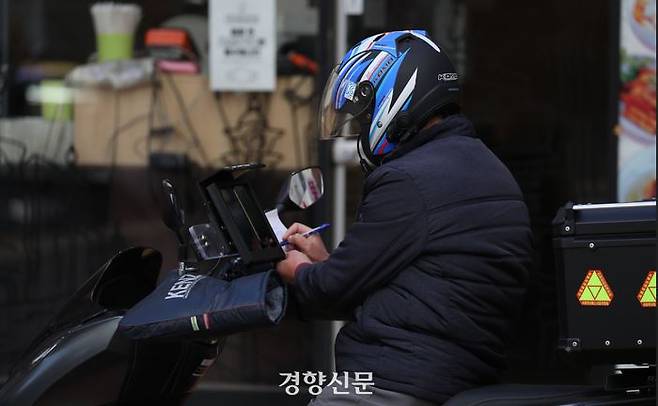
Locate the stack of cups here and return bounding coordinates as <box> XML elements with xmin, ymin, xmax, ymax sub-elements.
<box><xmin>91</xmin><ymin>3</ymin><xmax>142</xmax><ymax>62</ymax></box>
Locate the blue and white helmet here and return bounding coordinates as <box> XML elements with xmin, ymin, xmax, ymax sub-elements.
<box><xmin>319</xmin><ymin>30</ymin><xmax>461</xmax><ymax>166</ymax></box>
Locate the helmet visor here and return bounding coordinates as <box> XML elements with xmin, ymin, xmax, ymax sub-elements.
<box><xmin>319</xmin><ymin>66</ymin><xmax>373</xmax><ymax>140</ymax></box>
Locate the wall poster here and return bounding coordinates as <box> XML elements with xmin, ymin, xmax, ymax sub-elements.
<box><xmin>618</xmin><ymin>0</ymin><xmax>656</xmax><ymax>202</ymax></box>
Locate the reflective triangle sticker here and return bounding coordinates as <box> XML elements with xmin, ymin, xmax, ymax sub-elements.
<box><xmin>577</xmin><ymin>270</ymin><xmax>613</xmax><ymax>306</ymax></box>
<box><xmin>637</xmin><ymin>270</ymin><xmax>656</xmax><ymax>308</ymax></box>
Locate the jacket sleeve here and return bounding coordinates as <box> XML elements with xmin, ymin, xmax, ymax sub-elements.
<box><xmin>293</xmin><ymin>166</ymin><xmax>428</xmax><ymax>316</ymax></box>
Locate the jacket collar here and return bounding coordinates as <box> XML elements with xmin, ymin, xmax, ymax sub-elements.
<box><xmin>383</xmin><ymin>114</ymin><xmax>477</xmax><ymax>163</ymax></box>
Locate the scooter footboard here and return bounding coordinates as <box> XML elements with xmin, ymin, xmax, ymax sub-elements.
<box><xmin>118</xmin><ymin>269</ymin><xmax>287</xmax><ymax>340</ymax></box>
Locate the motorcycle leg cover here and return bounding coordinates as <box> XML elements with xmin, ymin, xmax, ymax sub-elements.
<box><xmin>118</xmin><ymin>269</ymin><xmax>286</xmax><ymax>340</ymax></box>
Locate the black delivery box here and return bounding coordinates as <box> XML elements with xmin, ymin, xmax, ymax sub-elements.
<box><xmin>552</xmin><ymin>200</ymin><xmax>656</xmax><ymax>359</ymax></box>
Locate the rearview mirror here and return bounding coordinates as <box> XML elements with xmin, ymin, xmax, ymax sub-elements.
<box><xmin>289</xmin><ymin>167</ymin><xmax>324</xmax><ymax>209</ymax></box>
<box><xmin>276</xmin><ymin>167</ymin><xmax>324</xmax><ymax>212</ymax></box>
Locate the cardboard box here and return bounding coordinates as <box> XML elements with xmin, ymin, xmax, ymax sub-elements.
<box><xmin>74</xmin><ymin>73</ymin><xmax>315</xmax><ymax>169</ymax></box>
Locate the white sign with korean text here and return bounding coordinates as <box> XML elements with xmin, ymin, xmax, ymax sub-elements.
<box><xmin>343</xmin><ymin>0</ymin><xmax>365</xmax><ymax>15</ymax></box>
<box><xmin>209</xmin><ymin>0</ymin><xmax>276</xmax><ymax>91</ymax></box>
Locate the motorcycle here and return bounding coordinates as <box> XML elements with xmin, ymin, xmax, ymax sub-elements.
<box><xmin>0</xmin><ymin>162</ymin><xmax>654</xmax><ymax>406</ymax></box>
<box><xmin>0</xmin><ymin>163</ymin><xmax>325</xmax><ymax>405</ymax></box>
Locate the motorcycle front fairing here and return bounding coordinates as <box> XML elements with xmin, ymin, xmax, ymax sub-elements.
<box><xmin>0</xmin><ymin>247</ymin><xmax>220</xmax><ymax>406</ymax></box>
<box><xmin>19</xmin><ymin>246</ymin><xmax>162</xmax><ymax>362</ymax></box>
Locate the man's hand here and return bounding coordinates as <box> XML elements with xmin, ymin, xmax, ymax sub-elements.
<box><xmin>276</xmin><ymin>250</ymin><xmax>311</xmax><ymax>284</ymax></box>
<box><xmin>283</xmin><ymin>222</ymin><xmax>330</xmax><ymax>262</ymax></box>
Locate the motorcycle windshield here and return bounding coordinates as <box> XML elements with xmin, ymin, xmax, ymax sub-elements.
<box><xmin>23</xmin><ymin>247</ymin><xmax>161</xmax><ymax>356</ymax></box>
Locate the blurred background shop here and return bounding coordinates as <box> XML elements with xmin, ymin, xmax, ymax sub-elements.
<box><xmin>0</xmin><ymin>0</ymin><xmax>654</xmax><ymax>405</ymax></box>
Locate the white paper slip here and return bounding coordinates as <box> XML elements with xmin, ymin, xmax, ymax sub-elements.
<box><xmin>265</xmin><ymin>209</ymin><xmax>288</xmax><ymax>243</ymax></box>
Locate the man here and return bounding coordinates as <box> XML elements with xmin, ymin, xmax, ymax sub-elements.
<box><xmin>277</xmin><ymin>30</ymin><xmax>533</xmax><ymax>405</ymax></box>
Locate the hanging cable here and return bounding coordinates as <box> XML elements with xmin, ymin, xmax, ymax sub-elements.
<box><xmin>161</xmin><ymin>72</ymin><xmax>209</xmax><ymax>166</ymax></box>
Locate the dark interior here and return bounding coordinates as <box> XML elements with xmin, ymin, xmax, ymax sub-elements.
<box><xmin>93</xmin><ymin>247</ymin><xmax>162</xmax><ymax>310</ymax></box>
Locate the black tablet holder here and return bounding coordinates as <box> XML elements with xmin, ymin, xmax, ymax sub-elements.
<box><xmin>199</xmin><ymin>163</ymin><xmax>286</xmax><ymax>268</ymax></box>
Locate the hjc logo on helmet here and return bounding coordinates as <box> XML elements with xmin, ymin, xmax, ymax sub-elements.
<box><xmin>165</xmin><ymin>274</ymin><xmax>206</xmax><ymax>300</ymax></box>
<box><xmin>437</xmin><ymin>72</ymin><xmax>459</xmax><ymax>81</ymax></box>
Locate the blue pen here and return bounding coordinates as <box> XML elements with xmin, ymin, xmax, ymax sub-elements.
<box><xmin>280</xmin><ymin>223</ymin><xmax>331</xmax><ymax>246</ymax></box>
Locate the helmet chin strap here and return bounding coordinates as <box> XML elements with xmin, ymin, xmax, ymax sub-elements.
<box><xmin>357</xmin><ymin>136</ymin><xmax>376</xmax><ymax>175</ymax></box>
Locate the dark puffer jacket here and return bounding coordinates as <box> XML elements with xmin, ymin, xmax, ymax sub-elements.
<box><xmin>294</xmin><ymin>114</ymin><xmax>533</xmax><ymax>404</ymax></box>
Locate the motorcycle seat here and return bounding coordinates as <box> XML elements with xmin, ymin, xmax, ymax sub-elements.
<box><xmin>443</xmin><ymin>384</ymin><xmax>604</xmax><ymax>406</ymax></box>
